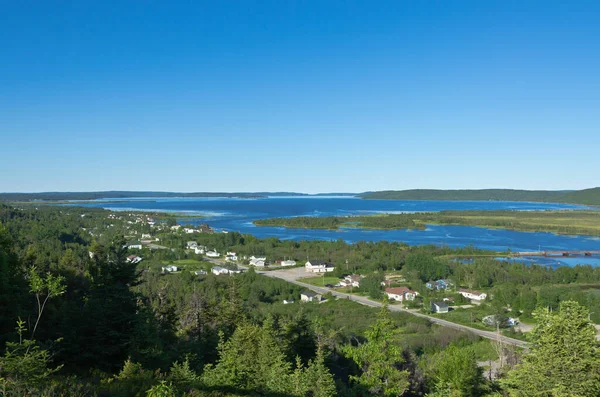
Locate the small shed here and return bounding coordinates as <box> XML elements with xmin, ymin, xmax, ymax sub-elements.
<box><xmin>431</xmin><ymin>301</ymin><xmax>449</xmax><ymax>313</ymax></box>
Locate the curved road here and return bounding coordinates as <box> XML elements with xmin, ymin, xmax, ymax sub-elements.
<box><xmin>205</xmin><ymin>258</ymin><xmax>528</xmax><ymax>348</ymax></box>
<box><xmin>260</xmin><ymin>269</ymin><xmax>528</xmax><ymax>348</ymax></box>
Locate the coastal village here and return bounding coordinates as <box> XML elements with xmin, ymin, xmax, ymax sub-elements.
<box><xmin>90</xmin><ymin>210</ymin><xmax>540</xmax><ymax>335</ymax></box>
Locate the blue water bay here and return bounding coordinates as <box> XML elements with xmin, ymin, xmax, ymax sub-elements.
<box><xmin>75</xmin><ymin>196</ymin><xmax>600</xmax><ymax>267</ymax></box>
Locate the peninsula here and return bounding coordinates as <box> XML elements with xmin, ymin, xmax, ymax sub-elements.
<box><xmin>254</xmin><ymin>209</ymin><xmax>600</xmax><ymax>236</ymax></box>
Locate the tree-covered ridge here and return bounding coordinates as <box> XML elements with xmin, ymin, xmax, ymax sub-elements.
<box><xmin>0</xmin><ymin>191</ymin><xmax>357</xmax><ymax>202</ymax></box>
<box><xmin>360</xmin><ymin>187</ymin><xmax>600</xmax><ymax>206</ymax></box>
<box><xmin>0</xmin><ymin>191</ymin><xmax>267</xmax><ymax>201</ymax></box>
<box><xmin>4</xmin><ymin>187</ymin><xmax>600</xmax><ymax>206</ymax></box>
<box><xmin>255</xmin><ymin>209</ymin><xmax>600</xmax><ymax>236</ymax></box>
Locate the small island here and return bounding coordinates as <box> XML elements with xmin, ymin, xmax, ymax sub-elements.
<box><xmin>254</xmin><ymin>210</ymin><xmax>600</xmax><ymax>236</ymax></box>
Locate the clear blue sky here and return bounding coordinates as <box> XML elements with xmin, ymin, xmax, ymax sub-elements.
<box><xmin>2</xmin><ymin>1</ymin><xmax>599</xmax><ymax>193</ymax></box>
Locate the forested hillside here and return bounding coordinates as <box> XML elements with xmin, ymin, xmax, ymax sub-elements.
<box><xmin>360</xmin><ymin>188</ymin><xmax>600</xmax><ymax>206</ymax></box>
<box><xmin>1</xmin><ymin>204</ymin><xmax>599</xmax><ymax>396</ymax></box>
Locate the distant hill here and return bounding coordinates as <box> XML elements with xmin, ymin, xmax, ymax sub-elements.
<box><xmin>3</xmin><ymin>189</ymin><xmax>599</xmax><ymax>206</ymax></box>
<box><xmin>0</xmin><ymin>191</ymin><xmax>357</xmax><ymax>202</ymax></box>
<box><xmin>360</xmin><ymin>188</ymin><xmax>600</xmax><ymax>206</ymax></box>
<box><xmin>0</xmin><ymin>191</ymin><xmax>266</xmax><ymax>201</ymax></box>
<box><xmin>554</xmin><ymin>187</ymin><xmax>600</xmax><ymax>206</ymax></box>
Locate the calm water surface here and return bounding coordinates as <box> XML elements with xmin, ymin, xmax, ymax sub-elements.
<box><xmin>75</xmin><ymin>197</ymin><xmax>600</xmax><ymax>267</ymax></box>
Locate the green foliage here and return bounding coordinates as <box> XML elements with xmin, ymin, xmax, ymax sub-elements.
<box><xmin>292</xmin><ymin>347</ymin><xmax>337</xmax><ymax>397</ymax></box>
<box><xmin>201</xmin><ymin>323</ymin><xmax>292</xmax><ymax>394</ymax></box>
<box><xmin>405</xmin><ymin>253</ymin><xmax>450</xmax><ymax>282</ymax></box>
<box><xmin>360</xmin><ymin>273</ymin><xmax>384</xmax><ymax>299</ymax></box>
<box><xmin>146</xmin><ymin>381</ymin><xmax>176</xmax><ymax>397</ymax></box>
<box><xmin>429</xmin><ymin>345</ymin><xmax>481</xmax><ymax>396</ymax></box>
<box><xmin>256</xmin><ymin>208</ymin><xmax>600</xmax><ymax>236</ymax></box>
<box><xmin>168</xmin><ymin>358</ymin><xmax>199</xmax><ymax>392</ymax></box>
<box><xmin>0</xmin><ymin>319</ymin><xmax>62</xmax><ymax>392</ymax></box>
<box><xmin>6</xmin><ymin>204</ymin><xmax>600</xmax><ymax>397</ymax></box>
<box><xmin>255</xmin><ymin>214</ymin><xmax>424</xmax><ymax>230</ymax></box>
<box><xmin>103</xmin><ymin>359</ymin><xmax>157</xmax><ymax>397</ymax></box>
<box><xmin>503</xmin><ymin>301</ymin><xmax>600</xmax><ymax>396</ymax></box>
<box><xmin>342</xmin><ymin>303</ymin><xmax>410</xmax><ymax>396</ymax></box>
<box><xmin>28</xmin><ymin>266</ymin><xmax>66</xmax><ymax>339</ymax></box>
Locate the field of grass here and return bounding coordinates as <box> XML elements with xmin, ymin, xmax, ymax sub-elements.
<box><xmin>300</xmin><ymin>275</ymin><xmax>341</xmax><ymax>287</ymax></box>
<box><xmin>256</xmin><ymin>210</ymin><xmax>600</xmax><ymax>236</ymax></box>
<box><xmin>162</xmin><ymin>259</ymin><xmax>212</xmax><ymax>271</ymax></box>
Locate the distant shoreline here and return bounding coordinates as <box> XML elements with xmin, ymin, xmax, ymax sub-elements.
<box><xmin>1</xmin><ymin>187</ymin><xmax>598</xmax><ymax>206</ymax></box>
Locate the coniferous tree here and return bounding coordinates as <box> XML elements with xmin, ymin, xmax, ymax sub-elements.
<box><xmin>343</xmin><ymin>302</ymin><xmax>410</xmax><ymax>396</ymax></box>
<box><xmin>503</xmin><ymin>301</ymin><xmax>600</xmax><ymax>396</ymax></box>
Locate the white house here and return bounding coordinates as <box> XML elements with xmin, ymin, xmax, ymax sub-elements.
<box><xmin>194</xmin><ymin>246</ymin><xmax>206</xmax><ymax>255</ymax></box>
<box><xmin>127</xmin><ymin>242</ymin><xmax>143</xmax><ymax>250</ymax></box>
<box><xmin>300</xmin><ymin>291</ymin><xmax>321</xmax><ymax>302</ymax></box>
<box><xmin>226</xmin><ymin>252</ymin><xmax>238</xmax><ymax>261</ymax></box>
<box><xmin>385</xmin><ymin>287</ymin><xmax>418</xmax><ymax>302</ymax></box>
<box><xmin>281</xmin><ymin>260</ymin><xmax>296</xmax><ymax>267</ymax></box>
<box><xmin>184</xmin><ymin>228</ymin><xmax>197</xmax><ymax>234</ymax></box>
<box><xmin>194</xmin><ymin>270</ymin><xmax>207</xmax><ymax>275</ymax></box>
<box><xmin>283</xmin><ymin>299</ymin><xmax>294</xmax><ymax>304</ymax></box>
<box><xmin>458</xmin><ymin>288</ymin><xmax>487</xmax><ymax>301</ymax></box>
<box><xmin>170</xmin><ymin>225</ymin><xmax>181</xmax><ymax>231</ymax></box>
<box><xmin>340</xmin><ymin>274</ymin><xmax>362</xmax><ymax>288</ymax></box>
<box><xmin>126</xmin><ymin>255</ymin><xmax>143</xmax><ymax>264</ymax></box>
<box><xmin>305</xmin><ymin>260</ymin><xmax>335</xmax><ymax>273</ymax></box>
<box><xmin>249</xmin><ymin>257</ymin><xmax>267</xmax><ymax>267</ymax></box>
<box><xmin>187</xmin><ymin>241</ymin><xmax>198</xmax><ymax>249</ymax></box>
<box><xmin>211</xmin><ymin>266</ymin><xmax>229</xmax><ymax>275</ymax></box>
<box><xmin>141</xmin><ymin>233</ymin><xmax>152</xmax><ymax>239</ymax></box>
<box><xmin>206</xmin><ymin>251</ymin><xmax>220</xmax><ymax>258</ymax></box>
<box><xmin>162</xmin><ymin>265</ymin><xmax>179</xmax><ymax>273</ymax></box>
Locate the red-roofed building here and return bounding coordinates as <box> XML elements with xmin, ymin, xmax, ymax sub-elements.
<box><xmin>385</xmin><ymin>287</ymin><xmax>418</xmax><ymax>302</ymax></box>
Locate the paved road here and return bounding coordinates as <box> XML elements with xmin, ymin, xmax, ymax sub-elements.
<box><xmin>260</xmin><ymin>270</ymin><xmax>529</xmax><ymax>348</ymax></box>
<box><xmin>204</xmin><ymin>259</ymin><xmax>528</xmax><ymax>348</ymax></box>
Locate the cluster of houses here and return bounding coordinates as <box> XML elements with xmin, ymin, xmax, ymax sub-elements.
<box><xmin>172</xmin><ymin>224</ymin><xmax>213</xmax><ymax>234</ymax></box>
<box><xmin>187</xmin><ymin>241</ymin><xmax>217</xmax><ymax>256</ymax></box>
<box><xmin>211</xmin><ymin>266</ymin><xmax>242</xmax><ymax>275</ymax></box>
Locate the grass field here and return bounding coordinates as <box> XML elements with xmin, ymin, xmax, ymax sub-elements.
<box><xmin>300</xmin><ymin>276</ymin><xmax>340</xmax><ymax>287</ymax></box>
<box><xmin>161</xmin><ymin>259</ymin><xmax>211</xmax><ymax>271</ymax></box>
